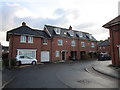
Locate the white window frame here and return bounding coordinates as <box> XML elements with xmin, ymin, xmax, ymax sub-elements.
<box><xmin>58</xmin><ymin>40</ymin><xmax>63</xmax><ymax>46</ymax></box>
<box><xmin>68</xmin><ymin>30</ymin><xmax>74</xmax><ymax>36</ymax></box>
<box><xmin>77</xmin><ymin>32</ymin><xmax>83</xmax><ymax>37</ymax></box>
<box><xmin>43</xmin><ymin>38</ymin><xmax>47</xmax><ymax>45</ymax></box>
<box><xmin>28</xmin><ymin>36</ymin><xmax>33</xmax><ymax>43</ymax></box>
<box><xmin>20</xmin><ymin>35</ymin><xmax>26</xmax><ymax>43</ymax></box>
<box><xmin>81</xmin><ymin>42</ymin><xmax>85</xmax><ymax>47</ymax></box>
<box><xmin>55</xmin><ymin>51</ymin><xmax>59</xmax><ymax>57</ymax></box>
<box><xmin>71</xmin><ymin>40</ymin><xmax>76</xmax><ymax>47</ymax></box>
<box><xmin>54</xmin><ymin>28</ymin><xmax>61</xmax><ymax>34</ymax></box>
<box><xmin>17</xmin><ymin>49</ymin><xmax>37</xmax><ymax>59</ymax></box>
<box><xmin>91</xmin><ymin>43</ymin><xmax>95</xmax><ymax>48</ymax></box>
<box><xmin>86</xmin><ymin>34</ymin><xmax>92</xmax><ymax>39</ymax></box>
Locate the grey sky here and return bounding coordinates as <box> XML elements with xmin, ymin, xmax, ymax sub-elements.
<box><xmin>0</xmin><ymin>0</ymin><xmax>119</xmax><ymax>46</ymax></box>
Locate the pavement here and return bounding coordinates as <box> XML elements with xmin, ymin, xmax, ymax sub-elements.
<box><xmin>92</xmin><ymin>60</ymin><xmax>120</xmax><ymax>79</ymax></box>
<box><xmin>1</xmin><ymin>60</ymin><xmax>120</xmax><ymax>89</ymax></box>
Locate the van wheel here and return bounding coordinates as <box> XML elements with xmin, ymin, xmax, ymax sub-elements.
<box><xmin>32</xmin><ymin>61</ymin><xmax>36</xmax><ymax>65</ymax></box>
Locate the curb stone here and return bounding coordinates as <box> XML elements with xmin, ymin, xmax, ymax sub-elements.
<box><xmin>92</xmin><ymin>67</ymin><xmax>120</xmax><ymax>79</ymax></box>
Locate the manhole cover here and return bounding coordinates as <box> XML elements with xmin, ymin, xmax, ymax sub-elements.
<box><xmin>77</xmin><ymin>79</ymin><xmax>90</xmax><ymax>84</ymax></box>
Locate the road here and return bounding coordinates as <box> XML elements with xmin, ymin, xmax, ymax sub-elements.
<box><xmin>3</xmin><ymin>60</ymin><xmax>119</xmax><ymax>88</ymax></box>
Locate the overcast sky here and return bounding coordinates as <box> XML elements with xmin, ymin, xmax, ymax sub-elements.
<box><xmin>0</xmin><ymin>0</ymin><xmax>119</xmax><ymax>46</ymax></box>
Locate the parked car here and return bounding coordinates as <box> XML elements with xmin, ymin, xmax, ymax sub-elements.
<box><xmin>16</xmin><ymin>55</ymin><xmax>37</xmax><ymax>65</ymax></box>
<box><xmin>98</xmin><ymin>53</ymin><xmax>111</xmax><ymax>61</ymax></box>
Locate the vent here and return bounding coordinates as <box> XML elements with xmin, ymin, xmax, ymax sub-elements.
<box><xmin>64</xmin><ymin>32</ymin><xmax>66</xmax><ymax>35</ymax></box>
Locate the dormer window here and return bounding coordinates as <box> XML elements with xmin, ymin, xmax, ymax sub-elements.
<box><xmin>54</xmin><ymin>28</ymin><xmax>61</xmax><ymax>34</ymax></box>
<box><xmin>76</xmin><ymin>32</ymin><xmax>83</xmax><ymax>37</ymax></box>
<box><xmin>86</xmin><ymin>34</ymin><xmax>93</xmax><ymax>39</ymax></box>
<box><xmin>68</xmin><ymin>30</ymin><xmax>74</xmax><ymax>36</ymax></box>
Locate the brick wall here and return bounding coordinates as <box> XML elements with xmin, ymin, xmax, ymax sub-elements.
<box><xmin>109</xmin><ymin>25</ymin><xmax>120</xmax><ymax>66</ymax></box>
<box><xmin>9</xmin><ymin>35</ymin><xmax>42</xmax><ymax>62</ymax></box>
<box><xmin>8</xmin><ymin>35</ymin><xmax>97</xmax><ymax>62</ymax></box>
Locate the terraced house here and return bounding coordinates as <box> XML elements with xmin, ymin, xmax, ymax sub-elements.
<box><xmin>7</xmin><ymin>22</ymin><xmax>97</xmax><ymax>62</ymax></box>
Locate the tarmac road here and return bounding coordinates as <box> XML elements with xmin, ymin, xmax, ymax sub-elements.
<box><xmin>3</xmin><ymin>60</ymin><xmax>119</xmax><ymax>88</ymax></box>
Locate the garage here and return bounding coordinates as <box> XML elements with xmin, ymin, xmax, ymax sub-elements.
<box><xmin>41</xmin><ymin>51</ymin><xmax>50</xmax><ymax>62</ymax></box>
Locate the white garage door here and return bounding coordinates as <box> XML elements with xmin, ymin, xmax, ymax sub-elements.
<box><xmin>41</xmin><ymin>51</ymin><xmax>50</xmax><ymax>62</ymax></box>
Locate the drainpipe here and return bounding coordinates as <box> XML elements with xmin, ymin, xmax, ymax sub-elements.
<box><xmin>50</xmin><ymin>38</ymin><xmax>53</xmax><ymax>62</ymax></box>
<box><xmin>78</xmin><ymin>39</ymin><xmax>80</xmax><ymax>60</ymax></box>
<box><xmin>111</xmin><ymin>30</ymin><xmax>116</xmax><ymax>66</ymax></box>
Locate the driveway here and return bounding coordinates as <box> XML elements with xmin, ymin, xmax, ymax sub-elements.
<box><xmin>3</xmin><ymin>59</ymin><xmax>119</xmax><ymax>88</ymax></box>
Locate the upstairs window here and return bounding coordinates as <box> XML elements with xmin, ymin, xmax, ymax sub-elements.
<box><xmin>54</xmin><ymin>28</ymin><xmax>61</xmax><ymax>34</ymax></box>
<box><xmin>43</xmin><ymin>39</ymin><xmax>47</xmax><ymax>45</ymax></box>
<box><xmin>71</xmin><ymin>40</ymin><xmax>76</xmax><ymax>47</ymax></box>
<box><xmin>20</xmin><ymin>36</ymin><xmax>26</xmax><ymax>43</ymax></box>
<box><xmin>58</xmin><ymin>40</ymin><xmax>63</xmax><ymax>45</ymax></box>
<box><xmin>28</xmin><ymin>36</ymin><xmax>33</xmax><ymax>43</ymax></box>
<box><xmin>91</xmin><ymin>43</ymin><xmax>95</xmax><ymax>48</ymax></box>
<box><xmin>81</xmin><ymin>42</ymin><xmax>85</xmax><ymax>47</ymax></box>
<box><xmin>68</xmin><ymin>30</ymin><xmax>74</xmax><ymax>36</ymax></box>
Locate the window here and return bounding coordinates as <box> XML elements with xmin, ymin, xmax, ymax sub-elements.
<box><xmin>17</xmin><ymin>49</ymin><xmax>36</xmax><ymax>58</ymax></box>
<box><xmin>20</xmin><ymin>56</ymin><xmax>24</xmax><ymax>59</ymax></box>
<box><xmin>86</xmin><ymin>34</ymin><xmax>93</xmax><ymax>39</ymax></box>
<box><xmin>55</xmin><ymin>51</ymin><xmax>59</xmax><ymax>57</ymax></box>
<box><xmin>71</xmin><ymin>40</ymin><xmax>76</xmax><ymax>47</ymax></box>
<box><xmin>77</xmin><ymin>32</ymin><xmax>83</xmax><ymax>37</ymax></box>
<box><xmin>91</xmin><ymin>43</ymin><xmax>95</xmax><ymax>48</ymax></box>
<box><xmin>81</xmin><ymin>42</ymin><xmax>85</xmax><ymax>47</ymax></box>
<box><xmin>43</xmin><ymin>39</ymin><xmax>47</xmax><ymax>45</ymax></box>
<box><xmin>28</xmin><ymin>36</ymin><xmax>33</xmax><ymax>43</ymax></box>
<box><xmin>58</xmin><ymin>40</ymin><xmax>63</xmax><ymax>45</ymax></box>
<box><xmin>20</xmin><ymin>36</ymin><xmax>26</xmax><ymax>43</ymax></box>
<box><xmin>54</xmin><ymin>28</ymin><xmax>61</xmax><ymax>34</ymax></box>
<box><xmin>68</xmin><ymin>30</ymin><xmax>74</xmax><ymax>36</ymax></box>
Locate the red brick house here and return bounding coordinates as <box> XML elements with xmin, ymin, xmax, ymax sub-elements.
<box><xmin>7</xmin><ymin>22</ymin><xmax>97</xmax><ymax>62</ymax></box>
<box><xmin>103</xmin><ymin>15</ymin><xmax>120</xmax><ymax>66</ymax></box>
<box><xmin>97</xmin><ymin>38</ymin><xmax>111</xmax><ymax>55</ymax></box>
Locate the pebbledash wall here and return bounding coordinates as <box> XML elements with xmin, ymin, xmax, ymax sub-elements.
<box><xmin>7</xmin><ymin>22</ymin><xmax>97</xmax><ymax>62</ymax></box>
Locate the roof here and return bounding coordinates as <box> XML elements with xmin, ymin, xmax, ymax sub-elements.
<box><xmin>103</xmin><ymin>15</ymin><xmax>120</xmax><ymax>28</ymax></box>
<box><xmin>6</xmin><ymin>23</ymin><xmax>97</xmax><ymax>41</ymax></box>
<box><xmin>97</xmin><ymin>40</ymin><xmax>110</xmax><ymax>46</ymax></box>
<box><xmin>45</xmin><ymin>25</ymin><xmax>97</xmax><ymax>41</ymax></box>
<box><xmin>7</xmin><ymin>24</ymin><xmax>50</xmax><ymax>41</ymax></box>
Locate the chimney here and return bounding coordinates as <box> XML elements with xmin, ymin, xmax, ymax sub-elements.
<box><xmin>22</xmin><ymin>22</ymin><xmax>26</xmax><ymax>26</ymax></box>
<box><xmin>69</xmin><ymin>25</ymin><xmax>72</xmax><ymax>30</ymax></box>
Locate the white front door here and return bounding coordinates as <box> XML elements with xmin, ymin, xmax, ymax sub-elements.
<box><xmin>41</xmin><ymin>51</ymin><xmax>50</xmax><ymax>62</ymax></box>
